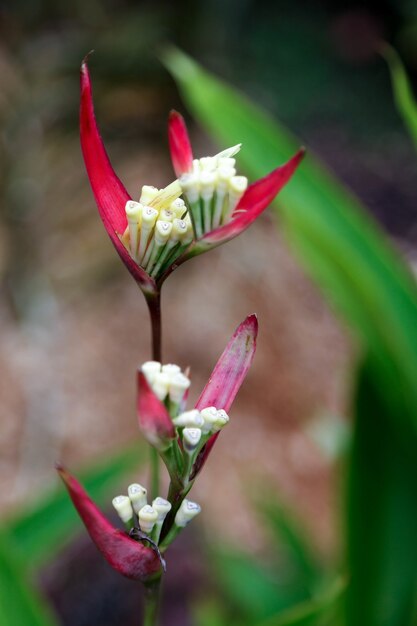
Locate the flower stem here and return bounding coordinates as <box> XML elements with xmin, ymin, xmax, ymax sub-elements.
<box><xmin>143</xmin><ymin>577</ymin><xmax>161</xmax><ymax>626</ymax></box>
<box><xmin>145</xmin><ymin>289</ymin><xmax>163</xmax><ymax>499</ymax></box>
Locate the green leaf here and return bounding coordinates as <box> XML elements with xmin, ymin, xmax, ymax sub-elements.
<box><xmin>259</xmin><ymin>497</ymin><xmax>323</xmax><ymax>596</ymax></box>
<box><xmin>346</xmin><ymin>358</ymin><xmax>417</xmax><ymax>626</ymax></box>
<box><xmin>163</xmin><ymin>48</ymin><xmax>417</xmax><ymax>435</ymax></box>
<box><xmin>0</xmin><ymin>532</ymin><xmax>58</xmax><ymax>626</ymax></box>
<box><xmin>382</xmin><ymin>44</ymin><xmax>417</xmax><ymax>152</ymax></box>
<box><xmin>2</xmin><ymin>441</ymin><xmax>146</xmax><ymax>569</ymax></box>
<box><xmin>256</xmin><ymin>578</ymin><xmax>344</xmax><ymax>626</ymax></box>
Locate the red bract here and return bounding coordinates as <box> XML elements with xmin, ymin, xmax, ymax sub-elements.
<box><xmin>57</xmin><ymin>465</ymin><xmax>161</xmax><ymax>581</ymax></box>
<box><xmin>192</xmin><ymin>314</ymin><xmax>258</xmax><ymax>477</ymax></box>
<box><xmin>137</xmin><ymin>371</ymin><xmax>176</xmax><ymax>449</ymax></box>
<box><xmin>168</xmin><ymin>110</ymin><xmax>193</xmax><ymax>178</ymax></box>
<box><xmin>80</xmin><ymin>59</ymin><xmax>156</xmax><ymax>294</ymax></box>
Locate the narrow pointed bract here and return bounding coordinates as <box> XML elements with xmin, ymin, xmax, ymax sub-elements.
<box><xmin>168</xmin><ymin>111</ymin><xmax>194</xmax><ymax>178</ymax></box>
<box><xmin>80</xmin><ymin>60</ymin><xmax>156</xmax><ymax>293</ymax></box>
<box><xmin>137</xmin><ymin>371</ymin><xmax>176</xmax><ymax>449</ymax></box>
<box><xmin>195</xmin><ymin>314</ymin><xmax>258</xmax><ymax>411</ymax></box>
<box><xmin>57</xmin><ymin>465</ymin><xmax>161</xmax><ymax>581</ymax></box>
<box><xmin>192</xmin><ymin>314</ymin><xmax>258</xmax><ymax>476</ymax></box>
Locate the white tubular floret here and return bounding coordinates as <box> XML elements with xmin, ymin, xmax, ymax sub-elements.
<box><xmin>138</xmin><ymin>206</ymin><xmax>158</xmax><ymax>263</ymax></box>
<box><xmin>200</xmin><ymin>156</ymin><xmax>216</xmax><ymax>171</ymax></box>
<box><xmin>169</xmin><ymin>372</ymin><xmax>191</xmax><ymax>404</ymax></box>
<box><xmin>138</xmin><ymin>505</ymin><xmax>158</xmax><ymax>534</ymax></box>
<box><xmin>173</xmin><ymin>409</ymin><xmax>203</xmax><ymax>429</ymax></box>
<box><xmin>180</xmin><ymin>173</ymin><xmax>200</xmax><ymax>204</ymax></box>
<box><xmin>152</xmin><ymin>497</ymin><xmax>172</xmax><ymax>523</ymax></box>
<box><xmin>200</xmin><ymin>170</ymin><xmax>217</xmax><ymax>232</ymax></box>
<box><xmin>175</xmin><ymin>499</ymin><xmax>201</xmax><ymax>528</ymax></box>
<box><xmin>140</xmin><ymin>185</ymin><xmax>159</xmax><ymax>205</ymax></box>
<box><xmin>152</xmin><ymin>372</ymin><xmax>171</xmax><ymax>401</ymax></box>
<box><xmin>160</xmin><ymin>208</ymin><xmax>174</xmax><ymax>222</ymax></box>
<box><xmin>125</xmin><ymin>201</ymin><xmax>143</xmax><ymax>258</ymax></box>
<box><xmin>112</xmin><ymin>495</ymin><xmax>134</xmax><ymax>524</ymax></box>
<box><xmin>228</xmin><ymin>175</ymin><xmax>248</xmax><ymax>217</ymax></box>
<box><xmin>154</xmin><ymin>221</ymin><xmax>173</xmax><ymax>245</ymax></box>
<box><xmin>183</xmin><ymin>427</ymin><xmax>202</xmax><ymax>452</ymax></box>
<box><xmin>141</xmin><ymin>361</ymin><xmax>161</xmax><ymax>385</ymax></box>
<box><xmin>218</xmin><ymin>156</ymin><xmax>236</xmax><ymax>169</ymax></box>
<box><xmin>128</xmin><ymin>483</ymin><xmax>148</xmax><ymax>514</ymax></box>
<box><xmin>170</xmin><ymin>198</ymin><xmax>186</xmax><ymax>218</ymax></box>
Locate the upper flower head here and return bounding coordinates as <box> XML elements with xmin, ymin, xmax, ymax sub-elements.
<box><xmin>80</xmin><ymin>59</ymin><xmax>304</xmax><ymax>293</ymax></box>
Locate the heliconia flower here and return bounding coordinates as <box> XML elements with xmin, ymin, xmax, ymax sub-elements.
<box><xmin>167</xmin><ymin>110</ymin><xmax>305</xmax><ymax>255</ymax></box>
<box><xmin>137</xmin><ymin>314</ymin><xmax>258</xmax><ymax>476</ymax></box>
<box><xmin>80</xmin><ymin>58</ymin><xmax>303</xmax><ymax>291</ymax></box>
<box><xmin>57</xmin><ymin>465</ymin><xmax>161</xmax><ymax>581</ymax></box>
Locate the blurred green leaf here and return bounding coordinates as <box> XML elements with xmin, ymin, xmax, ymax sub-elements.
<box><xmin>347</xmin><ymin>358</ymin><xmax>417</xmax><ymax>626</ymax></box>
<box><xmin>382</xmin><ymin>44</ymin><xmax>417</xmax><ymax>151</ymax></box>
<box><xmin>210</xmin><ymin>547</ymin><xmax>312</xmax><ymax>623</ymax></box>
<box><xmin>164</xmin><ymin>49</ymin><xmax>417</xmax><ymax>626</ymax></box>
<box><xmin>2</xmin><ymin>441</ymin><xmax>146</xmax><ymax>569</ymax></box>
<box><xmin>259</xmin><ymin>497</ymin><xmax>323</xmax><ymax>596</ymax></box>
<box><xmin>163</xmin><ymin>48</ymin><xmax>417</xmax><ymax>437</ymax></box>
<box><xmin>0</xmin><ymin>532</ymin><xmax>58</xmax><ymax>626</ymax></box>
<box><xmin>257</xmin><ymin>578</ymin><xmax>344</xmax><ymax>626</ymax></box>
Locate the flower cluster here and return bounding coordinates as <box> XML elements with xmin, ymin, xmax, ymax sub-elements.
<box><xmin>79</xmin><ymin>59</ymin><xmax>304</xmax><ymax>292</ymax></box>
<box><xmin>58</xmin><ymin>315</ymin><xmax>258</xmax><ymax>580</ymax></box>
<box><xmin>57</xmin><ymin>54</ymin><xmax>304</xmax><ymax>596</ymax></box>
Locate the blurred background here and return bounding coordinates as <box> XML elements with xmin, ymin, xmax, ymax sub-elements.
<box><xmin>0</xmin><ymin>0</ymin><xmax>416</xmax><ymax>624</ymax></box>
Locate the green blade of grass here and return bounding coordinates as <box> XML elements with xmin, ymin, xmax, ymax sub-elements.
<box><xmin>0</xmin><ymin>532</ymin><xmax>58</xmax><ymax>626</ymax></box>
<box><xmin>382</xmin><ymin>44</ymin><xmax>417</xmax><ymax>152</ymax></box>
<box><xmin>347</xmin><ymin>358</ymin><xmax>417</xmax><ymax>626</ymax></box>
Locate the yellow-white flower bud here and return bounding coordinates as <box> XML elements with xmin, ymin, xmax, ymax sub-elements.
<box><xmin>154</xmin><ymin>220</ymin><xmax>173</xmax><ymax>245</ymax></box>
<box><xmin>173</xmin><ymin>409</ymin><xmax>204</xmax><ymax>428</ymax></box>
<box><xmin>228</xmin><ymin>175</ymin><xmax>248</xmax><ymax>217</ymax></box>
<box><xmin>138</xmin><ymin>505</ymin><xmax>158</xmax><ymax>534</ymax></box>
<box><xmin>112</xmin><ymin>495</ymin><xmax>134</xmax><ymax>524</ymax></box>
<box><xmin>138</xmin><ymin>206</ymin><xmax>158</xmax><ymax>263</ymax></box>
<box><xmin>170</xmin><ymin>218</ymin><xmax>188</xmax><ymax>243</ymax></box>
<box><xmin>128</xmin><ymin>483</ymin><xmax>147</xmax><ymax>514</ymax></box>
<box><xmin>213</xmin><ymin>409</ymin><xmax>230</xmax><ymax>431</ymax></box>
<box><xmin>183</xmin><ymin>427</ymin><xmax>202</xmax><ymax>452</ymax></box>
<box><xmin>125</xmin><ymin>201</ymin><xmax>143</xmax><ymax>258</ymax></box>
<box><xmin>152</xmin><ymin>497</ymin><xmax>172</xmax><ymax>523</ymax></box>
<box><xmin>200</xmin><ymin>406</ymin><xmax>219</xmax><ymax>434</ymax></box>
<box><xmin>218</xmin><ymin>156</ymin><xmax>236</xmax><ymax>169</ymax></box>
<box><xmin>170</xmin><ymin>198</ymin><xmax>186</xmax><ymax>218</ymax></box>
<box><xmin>152</xmin><ymin>372</ymin><xmax>171</xmax><ymax>401</ymax></box>
<box><xmin>161</xmin><ymin>363</ymin><xmax>181</xmax><ymax>379</ymax></box>
<box><xmin>200</xmin><ymin>156</ymin><xmax>216</xmax><ymax>171</ymax></box>
<box><xmin>140</xmin><ymin>185</ymin><xmax>159</xmax><ymax>205</ymax></box>
<box><xmin>175</xmin><ymin>499</ymin><xmax>201</xmax><ymax>527</ymax></box>
<box><xmin>168</xmin><ymin>373</ymin><xmax>191</xmax><ymax>405</ymax></box>
<box><xmin>141</xmin><ymin>361</ymin><xmax>161</xmax><ymax>385</ymax></box>
<box><xmin>180</xmin><ymin>173</ymin><xmax>200</xmax><ymax>203</ymax></box>
<box><xmin>160</xmin><ymin>208</ymin><xmax>174</xmax><ymax>222</ymax></box>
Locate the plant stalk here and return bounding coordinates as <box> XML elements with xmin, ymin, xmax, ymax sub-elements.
<box><xmin>143</xmin><ymin>578</ymin><xmax>161</xmax><ymax>626</ymax></box>
<box><xmin>145</xmin><ymin>288</ymin><xmax>162</xmax><ymax>499</ymax></box>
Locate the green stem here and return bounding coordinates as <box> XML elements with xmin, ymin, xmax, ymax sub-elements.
<box><xmin>143</xmin><ymin>578</ymin><xmax>161</xmax><ymax>626</ymax></box>
<box><xmin>145</xmin><ymin>289</ymin><xmax>163</xmax><ymax>499</ymax></box>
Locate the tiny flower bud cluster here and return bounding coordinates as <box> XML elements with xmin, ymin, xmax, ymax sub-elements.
<box><xmin>180</xmin><ymin>145</ymin><xmax>248</xmax><ymax>239</ymax></box>
<box><xmin>123</xmin><ymin>181</ymin><xmax>193</xmax><ymax>278</ymax></box>
<box><xmin>112</xmin><ymin>483</ymin><xmax>173</xmax><ymax>543</ymax></box>
<box><xmin>142</xmin><ymin>361</ymin><xmax>191</xmax><ymax>406</ymax></box>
